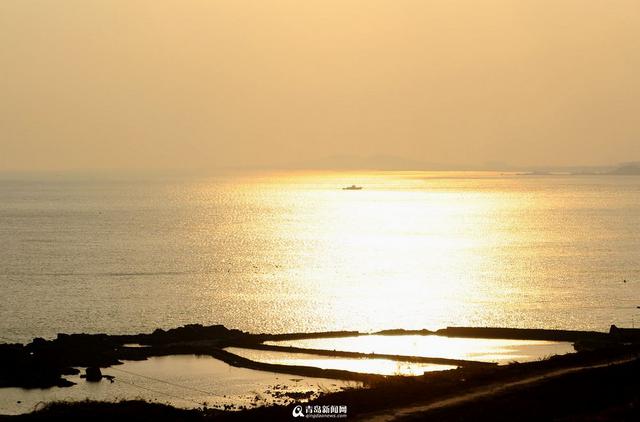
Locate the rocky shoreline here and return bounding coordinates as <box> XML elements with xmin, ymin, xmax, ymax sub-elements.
<box><xmin>2</xmin><ymin>324</ymin><xmax>639</xmax><ymax>420</ymax></box>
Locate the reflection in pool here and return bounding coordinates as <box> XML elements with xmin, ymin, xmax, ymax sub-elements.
<box><xmin>225</xmin><ymin>347</ymin><xmax>457</xmax><ymax>376</ymax></box>
<box><xmin>0</xmin><ymin>355</ymin><xmax>358</xmax><ymax>415</ymax></box>
<box><xmin>265</xmin><ymin>335</ymin><xmax>575</xmax><ymax>364</ymax></box>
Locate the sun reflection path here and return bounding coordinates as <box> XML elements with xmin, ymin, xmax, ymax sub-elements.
<box><xmin>188</xmin><ymin>170</ymin><xmax>587</xmax><ymax>334</ymax></box>
<box><xmin>244</xmin><ymin>171</ymin><xmax>531</xmax><ymax>332</ymax></box>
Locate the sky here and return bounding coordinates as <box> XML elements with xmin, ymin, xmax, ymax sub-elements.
<box><xmin>1</xmin><ymin>1</ymin><xmax>639</xmax><ymax>172</ymax></box>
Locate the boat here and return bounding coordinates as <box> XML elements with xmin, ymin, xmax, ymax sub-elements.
<box><xmin>342</xmin><ymin>185</ymin><xmax>363</xmax><ymax>190</ymax></box>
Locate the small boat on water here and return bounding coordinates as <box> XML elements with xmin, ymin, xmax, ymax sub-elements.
<box><xmin>342</xmin><ymin>185</ymin><xmax>363</xmax><ymax>190</ymax></box>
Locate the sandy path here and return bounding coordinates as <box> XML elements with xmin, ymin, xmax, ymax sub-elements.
<box><xmin>360</xmin><ymin>357</ymin><xmax>636</xmax><ymax>421</ymax></box>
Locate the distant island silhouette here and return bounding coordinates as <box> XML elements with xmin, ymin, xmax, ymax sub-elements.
<box><xmin>607</xmin><ymin>163</ymin><xmax>640</xmax><ymax>175</ymax></box>
<box><xmin>268</xmin><ymin>155</ymin><xmax>640</xmax><ymax>175</ymax></box>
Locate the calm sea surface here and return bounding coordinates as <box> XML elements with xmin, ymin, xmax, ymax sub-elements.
<box><xmin>1</xmin><ymin>172</ymin><xmax>639</xmax><ymax>343</ymax></box>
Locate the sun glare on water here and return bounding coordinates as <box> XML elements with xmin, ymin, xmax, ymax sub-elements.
<box><xmin>199</xmin><ymin>171</ymin><xmax>537</xmax><ymax>332</ymax></box>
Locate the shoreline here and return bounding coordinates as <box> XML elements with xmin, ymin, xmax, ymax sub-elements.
<box><xmin>1</xmin><ymin>324</ymin><xmax>639</xmax><ymax>419</ymax></box>
<box><xmin>1</xmin><ymin>324</ymin><xmax>610</xmax><ymax>390</ymax></box>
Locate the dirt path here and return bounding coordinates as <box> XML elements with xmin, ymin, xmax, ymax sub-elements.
<box><xmin>359</xmin><ymin>357</ymin><xmax>636</xmax><ymax>421</ymax></box>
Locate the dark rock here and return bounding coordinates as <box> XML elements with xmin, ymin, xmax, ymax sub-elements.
<box><xmin>61</xmin><ymin>367</ymin><xmax>81</xmax><ymax>376</ymax></box>
<box><xmin>145</xmin><ymin>324</ymin><xmax>241</xmax><ymax>344</ymax></box>
<box><xmin>85</xmin><ymin>367</ymin><xmax>103</xmax><ymax>382</ymax></box>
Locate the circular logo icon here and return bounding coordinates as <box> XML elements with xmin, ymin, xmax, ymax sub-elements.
<box><xmin>292</xmin><ymin>405</ymin><xmax>305</xmax><ymax>417</ymax></box>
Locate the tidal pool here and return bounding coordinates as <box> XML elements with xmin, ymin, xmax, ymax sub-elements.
<box><xmin>265</xmin><ymin>335</ymin><xmax>575</xmax><ymax>364</ymax></box>
<box><xmin>226</xmin><ymin>347</ymin><xmax>457</xmax><ymax>376</ymax></box>
<box><xmin>0</xmin><ymin>355</ymin><xmax>358</xmax><ymax>415</ymax></box>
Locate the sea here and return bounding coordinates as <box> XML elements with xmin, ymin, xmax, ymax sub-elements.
<box><xmin>1</xmin><ymin>171</ymin><xmax>639</xmax><ymax>344</ymax></box>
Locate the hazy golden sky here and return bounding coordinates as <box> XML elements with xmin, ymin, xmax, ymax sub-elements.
<box><xmin>1</xmin><ymin>1</ymin><xmax>639</xmax><ymax>172</ymax></box>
